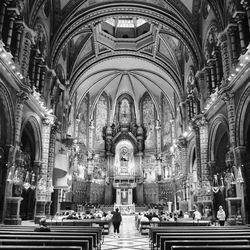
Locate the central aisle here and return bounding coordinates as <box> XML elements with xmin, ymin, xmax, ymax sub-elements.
<box><xmin>102</xmin><ymin>215</ymin><xmax>150</xmax><ymax>250</ymax></box>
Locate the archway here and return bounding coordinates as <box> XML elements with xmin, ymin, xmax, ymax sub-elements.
<box><xmin>0</xmin><ymin>81</ymin><xmax>15</xmax><ymax>223</ymax></box>
<box><xmin>210</xmin><ymin>119</ymin><xmax>229</xmax><ymax>218</ymax></box>
<box><xmin>19</xmin><ymin>117</ymin><xmax>42</xmax><ymax>220</ymax></box>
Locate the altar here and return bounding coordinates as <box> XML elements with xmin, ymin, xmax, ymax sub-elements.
<box><xmin>114</xmin><ymin>203</ymin><xmax>135</xmax><ymax>214</ymax></box>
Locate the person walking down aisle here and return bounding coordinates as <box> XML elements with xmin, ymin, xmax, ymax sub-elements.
<box><xmin>112</xmin><ymin>208</ymin><xmax>122</xmax><ymax>238</ymax></box>
<box><xmin>217</xmin><ymin>205</ymin><xmax>226</xmax><ymax>226</ymax></box>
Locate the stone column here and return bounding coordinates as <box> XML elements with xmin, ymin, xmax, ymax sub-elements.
<box><xmin>192</xmin><ymin>122</ymin><xmax>202</xmax><ymax>181</ymax></box>
<box><xmin>196</xmin><ymin>71</ymin><xmax>205</xmax><ymax>109</ymax></box>
<box><xmin>212</xmin><ymin>48</ymin><xmax>222</xmax><ymax>88</ymax></box>
<box><xmin>14</xmin><ymin>92</ymin><xmax>29</xmax><ymax>146</ymax></box>
<box><xmin>19</xmin><ymin>30</ymin><xmax>34</xmax><ymax>83</ymax></box>
<box><xmin>44</xmin><ymin>69</ymin><xmax>55</xmax><ymax>104</ymax></box>
<box><xmin>218</xmin><ymin>31</ymin><xmax>231</xmax><ymax>83</ymax></box>
<box><xmin>46</xmin><ymin>120</ymin><xmax>57</xmax><ymax>204</ymax></box>
<box><xmin>35</xmin><ymin>58</ymin><xmax>42</xmax><ymax>90</ymax></box>
<box><xmin>199</xmin><ymin>117</ymin><xmax>211</xmax><ymax>201</ymax></box>
<box><xmin>0</xmin><ymin>0</ymin><xmax>9</xmax><ymax>39</ymax></box>
<box><xmin>241</xmin><ymin>0</ymin><xmax>250</xmax><ymax>34</ymax></box>
<box><xmin>5</xmin><ymin>8</ymin><xmax>18</xmax><ymax>52</ymax></box>
<box><xmin>222</xmin><ymin>93</ymin><xmax>236</xmax><ymax>150</ymax></box>
<box><xmin>13</xmin><ymin>21</ymin><xmax>24</xmax><ymax>63</ymax></box>
<box><xmin>4</xmin><ymin>92</ymin><xmax>28</xmax><ymax>225</ymax></box>
<box><xmin>233</xmin><ymin>11</ymin><xmax>247</xmax><ymax>54</ymax></box>
<box><xmin>39</xmin><ymin>64</ymin><xmax>47</xmax><ymax>94</ymax></box>
<box><xmin>155</xmin><ymin>120</ymin><xmax>162</xmax><ymax>178</ymax></box>
<box><xmin>233</xmin><ymin>146</ymin><xmax>246</xmax><ymax>223</ymax></box>
<box><xmin>178</xmin><ymin>137</ymin><xmax>187</xmax><ymax>177</ymax></box>
<box><xmin>35</xmin><ymin>116</ymin><xmax>53</xmax><ymax>222</ymax></box>
<box><xmin>30</xmin><ymin>47</ymin><xmax>39</xmax><ymax>89</ymax></box>
<box><xmin>227</xmin><ymin>24</ymin><xmax>239</xmax><ymax>66</ymax></box>
<box><xmin>207</xmin><ymin>59</ymin><xmax>216</xmax><ymax>91</ymax></box>
<box><xmin>203</xmin><ymin>66</ymin><xmax>212</xmax><ymax>96</ymax></box>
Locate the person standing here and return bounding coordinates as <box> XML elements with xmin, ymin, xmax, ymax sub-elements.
<box><xmin>217</xmin><ymin>205</ymin><xmax>226</xmax><ymax>226</ymax></box>
<box><xmin>112</xmin><ymin>208</ymin><xmax>122</xmax><ymax>238</ymax></box>
<box><xmin>193</xmin><ymin>207</ymin><xmax>202</xmax><ymax>221</ymax></box>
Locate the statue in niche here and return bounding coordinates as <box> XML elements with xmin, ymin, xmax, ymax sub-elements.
<box><xmin>114</xmin><ymin>144</ymin><xmax>135</xmax><ymax>176</ymax></box>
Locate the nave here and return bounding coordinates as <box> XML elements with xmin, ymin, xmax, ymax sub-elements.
<box><xmin>102</xmin><ymin>215</ymin><xmax>149</xmax><ymax>250</ymax></box>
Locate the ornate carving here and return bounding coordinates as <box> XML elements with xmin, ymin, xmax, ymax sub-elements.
<box><xmin>16</xmin><ymin>91</ymin><xmax>29</xmax><ymax>103</ymax></box>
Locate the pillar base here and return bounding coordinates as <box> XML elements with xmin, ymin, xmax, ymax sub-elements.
<box><xmin>34</xmin><ymin>200</ymin><xmax>46</xmax><ymax>224</ymax></box>
<box><xmin>4</xmin><ymin>196</ymin><xmax>23</xmax><ymax>225</ymax></box>
<box><xmin>4</xmin><ymin>218</ymin><xmax>22</xmax><ymax>225</ymax></box>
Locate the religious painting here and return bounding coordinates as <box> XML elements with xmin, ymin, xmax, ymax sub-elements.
<box><xmin>119</xmin><ymin>98</ymin><xmax>131</xmax><ymax>124</ymax></box>
<box><xmin>94</xmin><ymin>93</ymin><xmax>108</xmax><ymax>149</ymax></box>
<box><xmin>78</xmin><ymin>94</ymin><xmax>89</xmax><ymax>146</ymax></box>
<box><xmin>162</xmin><ymin>94</ymin><xmax>172</xmax><ymax>150</ymax></box>
<box><xmin>142</xmin><ymin>93</ymin><xmax>155</xmax><ymax>149</ymax></box>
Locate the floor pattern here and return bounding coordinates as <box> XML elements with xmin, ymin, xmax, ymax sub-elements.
<box><xmin>102</xmin><ymin>215</ymin><xmax>150</xmax><ymax>250</ymax></box>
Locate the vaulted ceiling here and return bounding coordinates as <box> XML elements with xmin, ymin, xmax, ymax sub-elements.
<box><xmin>45</xmin><ymin>0</ymin><xmax>202</xmax><ymax>117</ymax></box>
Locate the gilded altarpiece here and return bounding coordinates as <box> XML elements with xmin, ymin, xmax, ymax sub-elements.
<box><xmin>142</xmin><ymin>94</ymin><xmax>156</xmax><ymax>150</ymax></box>
<box><xmin>92</xmin><ymin>156</ymin><xmax>107</xmax><ymax>180</ymax></box>
<box><xmin>94</xmin><ymin>93</ymin><xmax>108</xmax><ymax>149</ymax></box>
<box><xmin>143</xmin><ymin>156</ymin><xmax>157</xmax><ymax>182</ymax></box>
<box><xmin>78</xmin><ymin>94</ymin><xmax>89</xmax><ymax>146</ymax></box>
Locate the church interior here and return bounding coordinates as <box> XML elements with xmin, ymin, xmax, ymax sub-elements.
<box><xmin>1</xmin><ymin>0</ymin><xmax>250</xmax><ymax>231</ymax></box>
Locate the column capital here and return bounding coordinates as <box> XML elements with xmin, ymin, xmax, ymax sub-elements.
<box><xmin>7</xmin><ymin>7</ymin><xmax>19</xmax><ymax>18</ymax></box>
<box><xmin>233</xmin><ymin>10</ymin><xmax>246</xmax><ymax>21</ymax></box>
<box><xmin>221</xmin><ymin>92</ymin><xmax>234</xmax><ymax>103</ymax></box>
<box><xmin>15</xmin><ymin>21</ymin><xmax>24</xmax><ymax>32</ymax></box>
<box><xmin>42</xmin><ymin>116</ymin><xmax>54</xmax><ymax>127</ymax></box>
<box><xmin>226</xmin><ymin>23</ymin><xmax>238</xmax><ymax>34</ymax></box>
<box><xmin>195</xmin><ymin>70</ymin><xmax>205</xmax><ymax>81</ymax></box>
<box><xmin>217</xmin><ymin>31</ymin><xmax>228</xmax><ymax>44</ymax></box>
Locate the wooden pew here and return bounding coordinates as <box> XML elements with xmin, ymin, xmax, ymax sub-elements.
<box><xmin>0</xmin><ymin>235</ymin><xmax>95</xmax><ymax>250</ymax></box>
<box><xmin>154</xmin><ymin>235</ymin><xmax>250</xmax><ymax>250</ymax></box>
<box><xmin>171</xmin><ymin>246</ymin><xmax>250</xmax><ymax>250</ymax></box>
<box><xmin>0</xmin><ymin>247</ymin><xmax>82</xmax><ymax>250</ymax></box>
<box><xmin>141</xmin><ymin>220</ymin><xmax>211</xmax><ymax>235</ymax></box>
<box><xmin>0</xmin><ymin>227</ymin><xmax>102</xmax><ymax>248</ymax></box>
<box><xmin>0</xmin><ymin>239</ymin><xmax>89</xmax><ymax>250</ymax></box>
<box><xmin>162</xmin><ymin>239</ymin><xmax>249</xmax><ymax>250</ymax></box>
<box><xmin>49</xmin><ymin>219</ymin><xmax>110</xmax><ymax>234</ymax></box>
<box><xmin>149</xmin><ymin>227</ymin><xmax>250</xmax><ymax>250</ymax></box>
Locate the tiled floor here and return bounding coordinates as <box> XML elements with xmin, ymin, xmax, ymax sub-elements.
<box><xmin>102</xmin><ymin>215</ymin><xmax>150</xmax><ymax>250</ymax></box>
